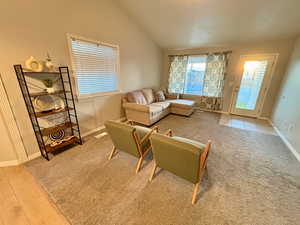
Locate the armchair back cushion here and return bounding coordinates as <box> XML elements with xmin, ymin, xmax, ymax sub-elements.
<box><xmin>105</xmin><ymin>120</ymin><xmax>140</xmax><ymax>157</ymax></box>
<box><xmin>126</xmin><ymin>90</ymin><xmax>147</xmax><ymax>104</ymax></box>
<box><xmin>150</xmin><ymin>133</ymin><xmax>203</xmax><ymax>184</ymax></box>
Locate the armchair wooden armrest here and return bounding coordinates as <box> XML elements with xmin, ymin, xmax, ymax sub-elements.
<box><xmin>140</xmin><ymin>126</ymin><xmax>159</xmax><ymax>145</ymax></box>
<box><xmin>164</xmin><ymin>129</ymin><xmax>173</xmax><ymax>137</ymax></box>
<box><xmin>200</xmin><ymin>140</ymin><xmax>212</xmax><ymax>170</ymax></box>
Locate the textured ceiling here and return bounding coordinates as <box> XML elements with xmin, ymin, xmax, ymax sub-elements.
<box><xmin>115</xmin><ymin>0</ymin><xmax>300</xmax><ymax>49</ymax></box>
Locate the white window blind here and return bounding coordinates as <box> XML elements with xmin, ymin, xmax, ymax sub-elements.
<box><xmin>70</xmin><ymin>37</ymin><xmax>119</xmax><ymax>96</ymax></box>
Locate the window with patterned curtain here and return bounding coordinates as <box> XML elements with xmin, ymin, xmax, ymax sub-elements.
<box><xmin>202</xmin><ymin>54</ymin><xmax>227</xmax><ymax>97</ymax></box>
<box><xmin>167</xmin><ymin>53</ymin><xmax>229</xmax><ymax>110</ymax></box>
<box><xmin>168</xmin><ymin>56</ymin><xmax>188</xmax><ymax>93</ymax></box>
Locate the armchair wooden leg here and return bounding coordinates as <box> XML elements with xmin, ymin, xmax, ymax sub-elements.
<box><xmin>192</xmin><ymin>182</ymin><xmax>200</xmax><ymax>204</ymax></box>
<box><xmin>149</xmin><ymin>162</ymin><xmax>157</xmax><ymax>182</ymax></box>
<box><xmin>108</xmin><ymin>146</ymin><xmax>116</xmax><ymax>160</ymax></box>
<box><xmin>135</xmin><ymin>157</ymin><xmax>143</xmax><ymax>174</ymax></box>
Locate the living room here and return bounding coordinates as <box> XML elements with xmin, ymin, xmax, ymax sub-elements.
<box><xmin>0</xmin><ymin>0</ymin><xmax>299</xmax><ymax>224</ymax></box>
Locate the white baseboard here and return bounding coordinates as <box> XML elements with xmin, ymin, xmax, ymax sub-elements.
<box><xmin>27</xmin><ymin>152</ymin><xmax>41</xmax><ymax>161</ymax></box>
<box><xmin>268</xmin><ymin>119</ymin><xmax>300</xmax><ymax>163</ymax></box>
<box><xmin>195</xmin><ymin>108</ymin><xmax>229</xmax><ymax>115</ymax></box>
<box><xmin>0</xmin><ymin>159</ymin><xmax>19</xmax><ymax>167</ymax></box>
<box><xmin>118</xmin><ymin>117</ymin><xmax>127</xmax><ymax>122</ymax></box>
<box><xmin>0</xmin><ymin>151</ymin><xmax>42</xmax><ymax>167</ymax></box>
<box><xmin>81</xmin><ymin>117</ymin><xmax>126</xmax><ymax>137</ymax></box>
<box><xmin>82</xmin><ymin>126</ymin><xmax>105</xmax><ymax>137</ymax></box>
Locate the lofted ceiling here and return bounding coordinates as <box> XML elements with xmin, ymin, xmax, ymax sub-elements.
<box><xmin>115</xmin><ymin>0</ymin><xmax>300</xmax><ymax>49</ymax></box>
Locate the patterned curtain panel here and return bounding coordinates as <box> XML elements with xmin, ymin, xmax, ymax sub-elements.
<box><xmin>168</xmin><ymin>56</ymin><xmax>188</xmax><ymax>93</ymax></box>
<box><xmin>198</xmin><ymin>96</ymin><xmax>223</xmax><ymax>111</ymax></box>
<box><xmin>203</xmin><ymin>54</ymin><xmax>228</xmax><ymax>97</ymax></box>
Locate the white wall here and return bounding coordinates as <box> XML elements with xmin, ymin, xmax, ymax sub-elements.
<box><xmin>272</xmin><ymin>36</ymin><xmax>300</xmax><ymax>158</ymax></box>
<box><xmin>0</xmin><ymin>0</ymin><xmax>162</xmax><ymax>158</ymax></box>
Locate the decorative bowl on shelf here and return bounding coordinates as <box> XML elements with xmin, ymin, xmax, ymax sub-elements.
<box><xmin>33</xmin><ymin>95</ymin><xmax>65</xmax><ymax>112</ymax></box>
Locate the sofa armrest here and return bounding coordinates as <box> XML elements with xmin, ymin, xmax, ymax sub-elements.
<box><xmin>123</xmin><ymin>103</ymin><xmax>150</xmax><ymax>113</ymax></box>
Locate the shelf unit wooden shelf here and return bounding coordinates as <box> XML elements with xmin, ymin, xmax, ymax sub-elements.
<box><xmin>24</xmin><ymin>71</ymin><xmax>60</xmax><ymax>75</ymax></box>
<box><xmin>14</xmin><ymin>65</ymin><xmax>82</xmax><ymax>160</ymax></box>
<box><xmin>45</xmin><ymin>137</ymin><xmax>80</xmax><ymax>153</ymax></box>
<box><xmin>30</xmin><ymin>90</ymin><xmax>70</xmax><ymax>97</ymax></box>
<box><xmin>33</xmin><ymin>107</ymin><xmax>74</xmax><ymax>118</ymax></box>
<box><xmin>40</xmin><ymin>122</ymin><xmax>76</xmax><ymax>136</ymax></box>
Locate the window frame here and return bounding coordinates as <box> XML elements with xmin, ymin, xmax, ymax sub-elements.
<box><xmin>168</xmin><ymin>54</ymin><xmax>208</xmax><ymax>96</ymax></box>
<box><xmin>183</xmin><ymin>55</ymin><xmax>207</xmax><ymax>96</ymax></box>
<box><xmin>67</xmin><ymin>33</ymin><xmax>121</xmax><ymax>99</ymax></box>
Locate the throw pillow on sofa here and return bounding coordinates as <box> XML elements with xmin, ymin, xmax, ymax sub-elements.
<box><xmin>155</xmin><ymin>90</ymin><xmax>166</xmax><ymax>102</ymax></box>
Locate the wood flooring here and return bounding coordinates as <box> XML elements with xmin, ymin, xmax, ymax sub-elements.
<box><xmin>0</xmin><ymin>165</ymin><xmax>70</xmax><ymax>225</ymax></box>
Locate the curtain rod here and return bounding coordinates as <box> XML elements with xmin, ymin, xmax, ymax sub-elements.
<box><xmin>168</xmin><ymin>50</ymin><xmax>232</xmax><ymax>57</ymax></box>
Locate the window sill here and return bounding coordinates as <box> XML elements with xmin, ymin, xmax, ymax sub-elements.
<box><xmin>170</xmin><ymin>93</ymin><xmax>220</xmax><ymax>98</ymax></box>
<box><xmin>76</xmin><ymin>90</ymin><xmax>122</xmax><ymax>100</ymax></box>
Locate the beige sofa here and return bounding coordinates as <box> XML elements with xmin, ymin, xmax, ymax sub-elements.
<box><xmin>122</xmin><ymin>88</ymin><xmax>196</xmax><ymax>126</ymax></box>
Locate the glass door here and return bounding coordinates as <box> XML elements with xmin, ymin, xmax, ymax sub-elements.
<box><xmin>231</xmin><ymin>55</ymin><xmax>276</xmax><ymax>117</ymax></box>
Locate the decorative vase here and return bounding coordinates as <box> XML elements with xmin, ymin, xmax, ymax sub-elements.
<box><xmin>45</xmin><ymin>53</ymin><xmax>55</xmax><ymax>72</ymax></box>
<box><xmin>46</xmin><ymin>87</ymin><xmax>54</xmax><ymax>93</ymax></box>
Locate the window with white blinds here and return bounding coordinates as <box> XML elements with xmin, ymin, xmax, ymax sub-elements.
<box><xmin>69</xmin><ymin>36</ymin><xmax>119</xmax><ymax>97</ymax></box>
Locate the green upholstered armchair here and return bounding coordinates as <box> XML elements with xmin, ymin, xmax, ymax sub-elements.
<box><xmin>149</xmin><ymin>129</ymin><xmax>211</xmax><ymax>204</ymax></box>
<box><xmin>104</xmin><ymin>120</ymin><xmax>158</xmax><ymax>173</ymax></box>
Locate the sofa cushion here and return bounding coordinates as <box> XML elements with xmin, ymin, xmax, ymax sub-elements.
<box><xmin>150</xmin><ymin>102</ymin><xmax>171</xmax><ymax>110</ymax></box>
<box><xmin>166</xmin><ymin>99</ymin><xmax>196</xmax><ymax>109</ymax></box>
<box><xmin>155</xmin><ymin>90</ymin><xmax>166</xmax><ymax>102</ymax></box>
<box><xmin>148</xmin><ymin>104</ymin><xmax>164</xmax><ymax>116</ymax></box>
<box><xmin>123</xmin><ymin>102</ymin><xmax>149</xmax><ymax>112</ymax></box>
<box><xmin>126</xmin><ymin>90</ymin><xmax>147</xmax><ymax>104</ymax></box>
<box><xmin>142</xmin><ymin>88</ymin><xmax>155</xmax><ymax>104</ymax></box>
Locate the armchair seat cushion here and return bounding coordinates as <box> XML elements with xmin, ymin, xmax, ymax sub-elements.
<box><xmin>172</xmin><ymin>136</ymin><xmax>206</xmax><ymax>150</ymax></box>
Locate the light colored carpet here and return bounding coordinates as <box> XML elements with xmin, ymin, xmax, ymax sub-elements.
<box><xmin>25</xmin><ymin>112</ymin><xmax>300</xmax><ymax>225</ymax></box>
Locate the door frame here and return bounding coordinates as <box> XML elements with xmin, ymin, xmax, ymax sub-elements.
<box><xmin>229</xmin><ymin>53</ymin><xmax>278</xmax><ymax>118</ymax></box>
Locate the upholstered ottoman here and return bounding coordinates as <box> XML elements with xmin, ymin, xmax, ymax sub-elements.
<box><xmin>166</xmin><ymin>99</ymin><xmax>196</xmax><ymax>116</ymax></box>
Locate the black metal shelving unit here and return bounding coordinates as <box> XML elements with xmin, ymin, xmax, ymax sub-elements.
<box><xmin>14</xmin><ymin>65</ymin><xmax>82</xmax><ymax>160</ymax></box>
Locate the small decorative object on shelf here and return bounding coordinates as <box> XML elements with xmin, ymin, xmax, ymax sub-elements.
<box><xmin>13</xmin><ymin>64</ymin><xmax>82</xmax><ymax>160</ymax></box>
<box><xmin>24</xmin><ymin>56</ymin><xmax>44</xmax><ymax>72</ymax></box>
<box><xmin>42</xmin><ymin>78</ymin><xmax>55</xmax><ymax>93</ymax></box>
<box><xmin>45</xmin><ymin>52</ymin><xmax>55</xmax><ymax>72</ymax></box>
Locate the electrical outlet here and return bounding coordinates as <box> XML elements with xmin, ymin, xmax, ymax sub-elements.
<box><xmin>288</xmin><ymin>124</ymin><xmax>295</xmax><ymax>133</ymax></box>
